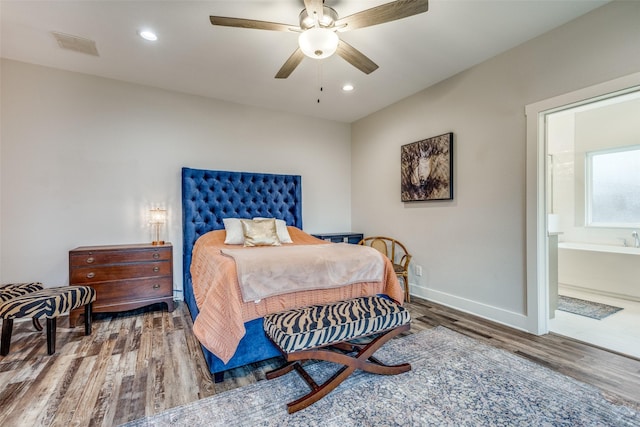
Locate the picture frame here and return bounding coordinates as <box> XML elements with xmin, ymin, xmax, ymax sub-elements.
<box><xmin>401</xmin><ymin>132</ymin><xmax>453</xmax><ymax>202</ymax></box>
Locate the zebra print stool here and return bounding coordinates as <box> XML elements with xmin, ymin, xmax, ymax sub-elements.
<box><xmin>0</xmin><ymin>286</ymin><xmax>96</xmax><ymax>356</ymax></box>
<box><xmin>0</xmin><ymin>282</ymin><xmax>46</xmax><ymax>331</ymax></box>
<box><xmin>264</xmin><ymin>295</ymin><xmax>411</xmax><ymax>413</ymax></box>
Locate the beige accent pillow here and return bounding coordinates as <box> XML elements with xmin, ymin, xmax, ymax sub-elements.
<box><xmin>241</xmin><ymin>218</ymin><xmax>281</xmax><ymax>247</ymax></box>
<box><xmin>252</xmin><ymin>217</ymin><xmax>293</xmax><ymax>243</ymax></box>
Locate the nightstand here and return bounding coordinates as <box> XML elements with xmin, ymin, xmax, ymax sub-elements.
<box><xmin>68</xmin><ymin>243</ymin><xmax>174</xmax><ymax>327</ymax></box>
<box><xmin>311</xmin><ymin>232</ymin><xmax>364</xmax><ymax>244</ymax></box>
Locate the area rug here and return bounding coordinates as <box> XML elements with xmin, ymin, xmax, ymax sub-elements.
<box><xmin>557</xmin><ymin>295</ymin><xmax>623</xmax><ymax>320</ymax></box>
<box><xmin>123</xmin><ymin>327</ymin><xmax>638</xmax><ymax>427</ymax></box>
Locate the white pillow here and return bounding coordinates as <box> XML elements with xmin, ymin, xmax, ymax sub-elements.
<box><xmin>223</xmin><ymin>218</ymin><xmax>246</xmax><ymax>244</ymax></box>
<box><xmin>253</xmin><ymin>217</ymin><xmax>293</xmax><ymax>243</ymax></box>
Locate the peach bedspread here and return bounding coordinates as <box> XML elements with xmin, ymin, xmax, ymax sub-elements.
<box><xmin>190</xmin><ymin>227</ymin><xmax>404</xmax><ymax>363</ymax></box>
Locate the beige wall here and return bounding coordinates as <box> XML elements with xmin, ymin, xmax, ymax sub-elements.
<box><xmin>0</xmin><ymin>60</ymin><xmax>352</xmax><ymax>292</ymax></box>
<box><xmin>351</xmin><ymin>1</ymin><xmax>640</xmax><ymax>329</ymax></box>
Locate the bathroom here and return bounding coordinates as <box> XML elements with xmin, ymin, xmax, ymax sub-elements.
<box><xmin>546</xmin><ymin>89</ymin><xmax>640</xmax><ymax>357</ymax></box>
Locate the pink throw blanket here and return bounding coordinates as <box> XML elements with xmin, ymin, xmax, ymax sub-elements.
<box><xmin>221</xmin><ymin>243</ymin><xmax>384</xmax><ymax>302</ymax></box>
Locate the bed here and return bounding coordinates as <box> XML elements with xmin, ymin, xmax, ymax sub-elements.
<box><xmin>181</xmin><ymin>167</ymin><xmax>403</xmax><ymax>380</ymax></box>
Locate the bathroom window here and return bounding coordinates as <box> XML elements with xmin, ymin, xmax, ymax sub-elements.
<box><xmin>586</xmin><ymin>145</ymin><xmax>640</xmax><ymax>227</ymax></box>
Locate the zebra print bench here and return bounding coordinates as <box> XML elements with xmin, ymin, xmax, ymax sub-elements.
<box><xmin>264</xmin><ymin>295</ymin><xmax>411</xmax><ymax>413</ymax></box>
<box><xmin>0</xmin><ymin>286</ymin><xmax>96</xmax><ymax>355</ymax></box>
<box><xmin>0</xmin><ymin>282</ymin><xmax>45</xmax><ymax>331</ymax></box>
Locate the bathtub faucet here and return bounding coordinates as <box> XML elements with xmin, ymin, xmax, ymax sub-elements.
<box><xmin>633</xmin><ymin>231</ymin><xmax>640</xmax><ymax>248</ymax></box>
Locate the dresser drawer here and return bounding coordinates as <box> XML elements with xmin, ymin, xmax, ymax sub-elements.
<box><xmin>89</xmin><ymin>277</ymin><xmax>172</xmax><ymax>305</ymax></box>
<box><xmin>70</xmin><ymin>247</ymin><xmax>171</xmax><ymax>267</ymax></box>
<box><xmin>70</xmin><ymin>261</ymin><xmax>171</xmax><ymax>283</ymax></box>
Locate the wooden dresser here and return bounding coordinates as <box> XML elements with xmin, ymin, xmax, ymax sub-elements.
<box><xmin>68</xmin><ymin>243</ymin><xmax>174</xmax><ymax>326</ymax></box>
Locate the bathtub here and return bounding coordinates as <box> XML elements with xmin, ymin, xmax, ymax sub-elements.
<box><xmin>558</xmin><ymin>242</ymin><xmax>640</xmax><ymax>301</ymax></box>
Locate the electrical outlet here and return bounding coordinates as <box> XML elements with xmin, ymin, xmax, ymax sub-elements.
<box><xmin>415</xmin><ymin>265</ymin><xmax>423</xmax><ymax>276</ymax></box>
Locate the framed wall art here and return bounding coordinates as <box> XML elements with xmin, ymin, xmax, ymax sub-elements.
<box><xmin>401</xmin><ymin>132</ymin><xmax>453</xmax><ymax>202</ymax></box>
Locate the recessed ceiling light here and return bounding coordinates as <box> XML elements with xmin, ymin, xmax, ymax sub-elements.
<box><xmin>342</xmin><ymin>84</ymin><xmax>354</xmax><ymax>92</ymax></box>
<box><xmin>139</xmin><ymin>30</ymin><xmax>158</xmax><ymax>41</ymax></box>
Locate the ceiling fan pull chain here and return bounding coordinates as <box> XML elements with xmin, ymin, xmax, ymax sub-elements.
<box><xmin>317</xmin><ymin>61</ymin><xmax>323</xmax><ymax>104</ymax></box>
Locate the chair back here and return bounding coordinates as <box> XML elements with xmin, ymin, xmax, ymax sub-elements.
<box><xmin>359</xmin><ymin>236</ymin><xmax>412</xmax><ymax>302</ymax></box>
<box><xmin>358</xmin><ymin>237</ymin><xmax>411</xmax><ymax>268</ymax></box>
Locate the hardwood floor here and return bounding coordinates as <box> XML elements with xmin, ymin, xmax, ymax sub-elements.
<box><xmin>1</xmin><ymin>297</ymin><xmax>639</xmax><ymax>426</ymax></box>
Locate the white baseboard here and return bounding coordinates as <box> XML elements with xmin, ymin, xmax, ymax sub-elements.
<box><xmin>559</xmin><ymin>283</ymin><xmax>640</xmax><ymax>303</ymax></box>
<box><xmin>409</xmin><ymin>283</ymin><xmax>531</xmax><ymax>333</ymax></box>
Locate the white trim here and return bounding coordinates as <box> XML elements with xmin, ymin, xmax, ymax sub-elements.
<box><xmin>524</xmin><ymin>107</ymin><xmax>549</xmax><ymax>334</ymax></box>
<box><xmin>525</xmin><ymin>72</ymin><xmax>640</xmax><ymax>336</ymax></box>
<box><xmin>410</xmin><ymin>284</ymin><xmax>529</xmax><ymax>331</ymax></box>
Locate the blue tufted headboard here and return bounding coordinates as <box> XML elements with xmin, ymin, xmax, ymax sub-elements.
<box><xmin>181</xmin><ymin>167</ymin><xmax>302</xmax><ymax>320</ymax></box>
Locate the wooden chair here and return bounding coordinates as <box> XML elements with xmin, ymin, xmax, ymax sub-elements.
<box><xmin>359</xmin><ymin>236</ymin><xmax>412</xmax><ymax>302</ymax></box>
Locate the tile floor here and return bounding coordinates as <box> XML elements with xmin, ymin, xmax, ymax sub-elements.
<box><xmin>549</xmin><ymin>285</ymin><xmax>640</xmax><ymax>359</ymax></box>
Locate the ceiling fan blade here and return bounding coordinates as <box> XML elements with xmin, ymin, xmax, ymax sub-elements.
<box><xmin>304</xmin><ymin>0</ymin><xmax>324</xmax><ymax>23</ymax></box>
<box><xmin>336</xmin><ymin>0</ymin><xmax>428</xmax><ymax>32</ymax></box>
<box><xmin>210</xmin><ymin>16</ymin><xmax>295</xmax><ymax>32</ymax></box>
<box><xmin>275</xmin><ymin>48</ymin><xmax>305</xmax><ymax>79</ymax></box>
<box><xmin>336</xmin><ymin>40</ymin><xmax>379</xmax><ymax>75</ymax></box>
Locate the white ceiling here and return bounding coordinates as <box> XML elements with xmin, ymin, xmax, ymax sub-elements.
<box><xmin>1</xmin><ymin>0</ymin><xmax>608</xmax><ymax>123</ymax></box>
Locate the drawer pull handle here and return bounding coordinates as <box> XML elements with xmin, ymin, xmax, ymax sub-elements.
<box><xmin>153</xmin><ymin>266</ymin><xmax>160</xmax><ymax>272</ymax></box>
<box><xmin>86</xmin><ymin>257</ymin><xmax>95</xmax><ymax>264</ymax></box>
<box><xmin>153</xmin><ymin>253</ymin><xmax>160</xmax><ymax>259</ymax></box>
<box><xmin>86</xmin><ymin>272</ymin><xmax>95</xmax><ymax>279</ymax></box>
<box><xmin>153</xmin><ymin>284</ymin><xmax>160</xmax><ymax>289</ymax></box>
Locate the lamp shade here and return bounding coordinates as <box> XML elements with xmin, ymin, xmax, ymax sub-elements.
<box><xmin>149</xmin><ymin>208</ymin><xmax>167</xmax><ymax>224</ymax></box>
<box><xmin>298</xmin><ymin>28</ymin><xmax>339</xmax><ymax>59</ymax></box>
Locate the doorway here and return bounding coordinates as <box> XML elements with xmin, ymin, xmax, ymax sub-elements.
<box><xmin>544</xmin><ymin>93</ymin><xmax>640</xmax><ymax>358</ymax></box>
<box><xmin>524</xmin><ymin>72</ymin><xmax>640</xmax><ymax>358</ymax></box>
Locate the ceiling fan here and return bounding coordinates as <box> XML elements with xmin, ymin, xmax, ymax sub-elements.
<box><xmin>209</xmin><ymin>0</ymin><xmax>429</xmax><ymax>79</ymax></box>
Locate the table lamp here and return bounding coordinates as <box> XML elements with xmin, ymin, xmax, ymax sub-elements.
<box><xmin>149</xmin><ymin>208</ymin><xmax>167</xmax><ymax>245</ymax></box>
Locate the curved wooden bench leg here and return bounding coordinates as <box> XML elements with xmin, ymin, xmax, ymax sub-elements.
<box><xmin>32</xmin><ymin>318</ymin><xmax>43</xmax><ymax>331</ymax></box>
<box><xmin>287</xmin><ymin>362</ymin><xmax>354</xmax><ymax>413</ymax></box>
<box><xmin>279</xmin><ymin>324</ymin><xmax>411</xmax><ymax>413</ymax></box>
<box><xmin>266</xmin><ymin>361</ymin><xmax>298</xmax><ymax>380</ymax></box>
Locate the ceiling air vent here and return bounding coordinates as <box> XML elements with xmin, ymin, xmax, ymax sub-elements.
<box><xmin>52</xmin><ymin>31</ymin><xmax>99</xmax><ymax>56</ymax></box>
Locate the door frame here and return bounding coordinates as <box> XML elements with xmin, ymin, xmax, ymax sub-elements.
<box><xmin>524</xmin><ymin>72</ymin><xmax>640</xmax><ymax>335</ymax></box>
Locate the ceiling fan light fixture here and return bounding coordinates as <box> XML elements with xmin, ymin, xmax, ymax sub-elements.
<box><xmin>298</xmin><ymin>28</ymin><xmax>339</xmax><ymax>59</ymax></box>
<box><xmin>299</xmin><ymin>7</ymin><xmax>338</xmax><ymax>30</ymax></box>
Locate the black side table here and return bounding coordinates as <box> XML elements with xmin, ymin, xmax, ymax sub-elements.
<box><xmin>311</xmin><ymin>232</ymin><xmax>364</xmax><ymax>244</ymax></box>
